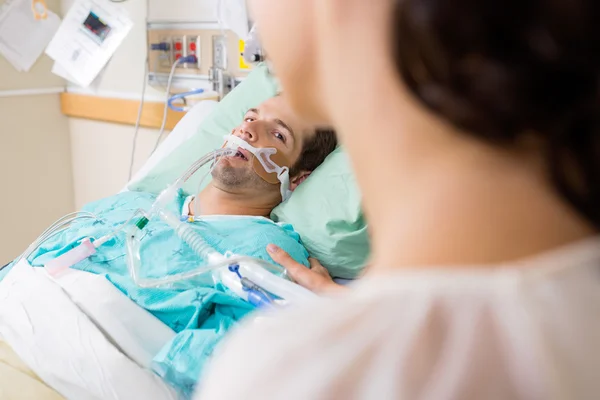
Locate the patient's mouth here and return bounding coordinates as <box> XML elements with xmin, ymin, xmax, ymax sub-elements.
<box><xmin>233</xmin><ymin>149</ymin><xmax>249</xmax><ymax>161</ymax></box>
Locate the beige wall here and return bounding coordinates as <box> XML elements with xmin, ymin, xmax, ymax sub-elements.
<box><xmin>0</xmin><ymin>0</ymin><xmax>73</xmax><ymax>265</ymax></box>
<box><xmin>69</xmin><ymin>119</ymin><xmax>161</xmax><ymax>209</ymax></box>
<box><xmin>0</xmin><ymin>95</ymin><xmax>74</xmax><ymax>265</ymax></box>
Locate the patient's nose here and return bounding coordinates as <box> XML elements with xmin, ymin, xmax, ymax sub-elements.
<box><xmin>239</xmin><ymin>121</ymin><xmax>260</xmax><ymax>143</ymax></box>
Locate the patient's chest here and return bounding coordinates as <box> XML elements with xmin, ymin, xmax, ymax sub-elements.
<box><xmin>25</xmin><ymin>191</ymin><xmax>308</xmax><ymax>332</ymax></box>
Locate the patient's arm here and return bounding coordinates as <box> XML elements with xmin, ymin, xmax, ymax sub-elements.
<box><xmin>266</xmin><ymin>244</ymin><xmax>346</xmax><ymax>294</ymax></box>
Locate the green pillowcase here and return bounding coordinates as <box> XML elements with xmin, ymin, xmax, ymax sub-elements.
<box><xmin>271</xmin><ymin>148</ymin><xmax>369</xmax><ymax>278</ymax></box>
<box><xmin>129</xmin><ymin>63</ymin><xmax>369</xmax><ymax>278</ymax></box>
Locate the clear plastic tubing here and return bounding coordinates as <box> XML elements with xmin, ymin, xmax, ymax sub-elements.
<box><xmin>149</xmin><ymin>148</ymin><xmax>235</xmax><ymax>262</ymax></box>
<box><xmin>155</xmin><ymin>207</ymin><xmax>225</xmax><ymax>264</ymax></box>
<box><xmin>126</xmin><ymin>149</ymin><xmax>235</xmax><ymax>287</ymax></box>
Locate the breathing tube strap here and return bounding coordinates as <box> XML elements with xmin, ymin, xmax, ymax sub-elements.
<box><xmin>223</xmin><ymin>135</ymin><xmax>292</xmax><ymax>201</ymax></box>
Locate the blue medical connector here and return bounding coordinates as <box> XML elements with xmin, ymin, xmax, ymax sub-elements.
<box><xmin>150</xmin><ymin>42</ymin><xmax>170</xmax><ymax>51</ymax></box>
<box><xmin>228</xmin><ymin>264</ymin><xmax>242</xmax><ymax>278</ymax></box>
<box><xmin>178</xmin><ymin>55</ymin><xmax>197</xmax><ymax>64</ymax></box>
<box><xmin>245</xmin><ymin>286</ymin><xmax>273</xmax><ymax>308</ymax></box>
<box><xmin>228</xmin><ymin>264</ymin><xmax>274</xmax><ymax>308</ymax></box>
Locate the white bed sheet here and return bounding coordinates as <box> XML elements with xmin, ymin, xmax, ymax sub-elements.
<box><xmin>0</xmin><ymin>261</ymin><xmax>178</xmax><ymax>400</ymax></box>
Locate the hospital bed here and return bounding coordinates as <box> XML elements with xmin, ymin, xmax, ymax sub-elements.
<box><xmin>0</xmin><ymin>64</ymin><xmax>368</xmax><ymax>399</ymax></box>
<box><xmin>0</xmin><ymin>102</ymin><xmax>221</xmax><ymax>400</ymax></box>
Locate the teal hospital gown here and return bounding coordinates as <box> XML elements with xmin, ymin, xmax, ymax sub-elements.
<box><xmin>3</xmin><ymin>191</ymin><xmax>309</xmax><ymax>397</ymax></box>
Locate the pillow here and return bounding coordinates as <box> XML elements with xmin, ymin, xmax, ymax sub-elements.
<box><xmin>128</xmin><ymin>65</ymin><xmax>279</xmax><ymax>195</ymax></box>
<box><xmin>271</xmin><ymin>148</ymin><xmax>369</xmax><ymax>278</ymax></box>
<box><xmin>128</xmin><ymin>63</ymin><xmax>370</xmax><ymax>278</ymax></box>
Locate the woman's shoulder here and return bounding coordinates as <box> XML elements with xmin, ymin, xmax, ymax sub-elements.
<box><xmin>197</xmin><ymin>239</ymin><xmax>600</xmax><ymax>400</ymax></box>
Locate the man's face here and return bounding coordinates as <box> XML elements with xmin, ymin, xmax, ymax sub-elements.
<box><xmin>212</xmin><ymin>96</ymin><xmax>314</xmax><ymax>194</ymax></box>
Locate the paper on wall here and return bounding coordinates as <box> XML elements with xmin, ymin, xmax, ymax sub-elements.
<box><xmin>46</xmin><ymin>0</ymin><xmax>132</xmax><ymax>87</ymax></box>
<box><xmin>0</xmin><ymin>0</ymin><xmax>61</xmax><ymax>72</ymax></box>
<box><xmin>52</xmin><ymin>59</ymin><xmax>106</xmax><ymax>89</ymax></box>
<box><xmin>52</xmin><ymin>61</ymin><xmax>81</xmax><ymax>84</ymax></box>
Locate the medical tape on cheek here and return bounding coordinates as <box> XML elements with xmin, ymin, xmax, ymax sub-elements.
<box><xmin>252</xmin><ymin>150</ymin><xmax>290</xmax><ymax>184</ymax></box>
<box><xmin>223</xmin><ymin>135</ymin><xmax>292</xmax><ymax>185</ymax></box>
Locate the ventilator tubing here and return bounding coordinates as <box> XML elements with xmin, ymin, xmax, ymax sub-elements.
<box><xmin>153</xmin><ymin>147</ymin><xmax>237</xmax><ymax>214</ymax></box>
<box><xmin>125</xmin><ymin>215</ymin><xmax>315</xmax><ymax>303</ymax></box>
<box><xmin>124</xmin><ymin>148</ymin><xmax>315</xmax><ymax>305</ymax></box>
<box><xmin>10</xmin><ymin>212</ymin><xmax>98</xmax><ymax>267</ymax></box>
<box><xmin>219</xmin><ymin>257</ymin><xmax>317</xmax><ymax>305</ymax></box>
<box><xmin>126</xmin><ymin>148</ymin><xmax>235</xmax><ymax>288</ymax></box>
<box><xmin>125</xmin><ymin>218</ymin><xmax>233</xmax><ymax>289</ymax></box>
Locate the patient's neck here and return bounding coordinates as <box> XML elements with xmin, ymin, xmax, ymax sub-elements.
<box><xmin>191</xmin><ymin>183</ymin><xmax>277</xmax><ymax>218</ymax></box>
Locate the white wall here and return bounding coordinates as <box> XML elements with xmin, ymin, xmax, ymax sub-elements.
<box><xmin>62</xmin><ymin>0</ymin><xmax>219</xmax><ymax>208</ymax></box>
<box><xmin>0</xmin><ymin>0</ymin><xmax>74</xmax><ymax>264</ymax></box>
<box><xmin>147</xmin><ymin>0</ymin><xmax>218</xmax><ymax>22</ymax></box>
<box><xmin>69</xmin><ymin>119</ymin><xmax>160</xmax><ymax>208</ymax></box>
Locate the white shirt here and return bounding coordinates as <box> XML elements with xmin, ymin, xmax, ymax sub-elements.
<box><xmin>196</xmin><ymin>237</ymin><xmax>600</xmax><ymax>400</ymax></box>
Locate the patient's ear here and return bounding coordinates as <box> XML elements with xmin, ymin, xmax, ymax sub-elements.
<box><xmin>290</xmin><ymin>171</ymin><xmax>312</xmax><ymax>191</ymax></box>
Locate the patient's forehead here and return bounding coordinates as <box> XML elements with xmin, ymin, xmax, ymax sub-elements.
<box><xmin>256</xmin><ymin>97</ymin><xmax>315</xmax><ymax>141</ymax></box>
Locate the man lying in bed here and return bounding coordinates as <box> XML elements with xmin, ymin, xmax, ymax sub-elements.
<box><xmin>1</xmin><ymin>96</ymin><xmax>337</xmax><ymax>397</ymax></box>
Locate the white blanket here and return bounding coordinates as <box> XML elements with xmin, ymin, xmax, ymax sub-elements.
<box><xmin>0</xmin><ymin>261</ymin><xmax>178</xmax><ymax>400</ymax></box>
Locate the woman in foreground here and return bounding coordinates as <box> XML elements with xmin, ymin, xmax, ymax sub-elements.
<box><xmin>198</xmin><ymin>0</ymin><xmax>600</xmax><ymax>398</ymax></box>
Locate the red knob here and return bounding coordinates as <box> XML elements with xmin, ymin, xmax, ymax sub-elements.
<box><xmin>175</xmin><ymin>42</ymin><xmax>183</xmax><ymax>51</ymax></box>
<box><xmin>190</xmin><ymin>42</ymin><xmax>197</xmax><ymax>51</ymax></box>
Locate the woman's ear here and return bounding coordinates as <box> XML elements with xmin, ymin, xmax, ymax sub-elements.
<box><xmin>290</xmin><ymin>171</ymin><xmax>312</xmax><ymax>191</ymax></box>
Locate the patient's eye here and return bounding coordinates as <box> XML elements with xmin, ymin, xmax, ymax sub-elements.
<box><xmin>274</xmin><ymin>131</ymin><xmax>286</xmax><ymax>142</ymax></box>
<box><xmin>244</xmin><ymin>117</ymin><xmax>255</xmax><ymax>122</ymax></box>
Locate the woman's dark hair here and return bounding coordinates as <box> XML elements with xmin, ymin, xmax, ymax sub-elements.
<box><xmin>393</xmin><ymin>0</ymin><xmax>600</xmax><ymax>228</ymax></box>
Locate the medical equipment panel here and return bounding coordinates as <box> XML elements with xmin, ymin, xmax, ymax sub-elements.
<box><xmin>147</xmin><ymin>23</ymin><xmax>250</xmax><ymax>96</ymax></box>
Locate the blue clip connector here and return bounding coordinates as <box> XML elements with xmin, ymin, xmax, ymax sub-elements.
<box><xmin>228</xmin><ymin>264</ymin><xmax>273</xmax><ymax>308</ymax></box>
<box><xmin>228</xmin><ymin>264</ymin><xmax>242</xmax><ymax>278</ymax></box>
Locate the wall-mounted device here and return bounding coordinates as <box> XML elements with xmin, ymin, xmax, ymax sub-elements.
<box><xmin>209</xmin><ymin>34</ymin><xmax>237</xmax><ymax>99</ymax></box>
<box><xmin>147</xmin><ymin>22</ymin><xmax>252</xmax><ymax>99</ymax></box>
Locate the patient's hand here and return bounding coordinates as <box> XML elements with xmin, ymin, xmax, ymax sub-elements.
<box><xmin>267</xmin><ymin>244</ymin><xmax>346</xmax><ymax>294</ymax></box>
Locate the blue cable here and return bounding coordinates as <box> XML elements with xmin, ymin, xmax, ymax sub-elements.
<box><xmin>168</xmin><ymin>88</ymin><xmax>205</xmax><ymax>112</ymax></box>
<box><xmin>178</xmin><ymin>55</ymin><xmax>197</xmax><ymax>64</ymax></box>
